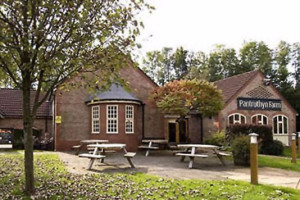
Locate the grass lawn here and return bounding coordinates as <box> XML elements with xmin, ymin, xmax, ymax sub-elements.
<box><xmin>0</xmin><ymin>153</ymin><xmax>300</xmax><ymax>199</ymax></box>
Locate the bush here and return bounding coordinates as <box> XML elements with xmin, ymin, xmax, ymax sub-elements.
<box><xmin>231</xmin><ymin>135</ymin><xmax>250</xmax><ymax>166</ymax></box>
<box><xmin>226</xmin><ymin>124</ymin><xmax>273</xmax><ymax>144</ymax></box>
<box><xmin>204</xmin><ymin>131</ymin><xmax>226</xmax><ymax>146</ymax></box>
<box><xmin>259</xmin><ymin>140</ymin><xmax>284</xmax><ymax>156</ymax></box>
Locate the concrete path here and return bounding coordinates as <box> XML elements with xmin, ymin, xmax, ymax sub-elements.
<box><xmin>57</xmin><ymin>150</ymin><xmax>300</xmax><ymax>189</ymax></box>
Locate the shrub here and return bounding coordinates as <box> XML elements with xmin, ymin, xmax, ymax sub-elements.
<box><xmin>226</xmin><ymin>124</ymin><xmax>273</xmax><ymax>144</ymax></box>
<box><xmin>259</xmin><ymin>140</ymin><xmax>284</xmax><ymax>156</ymax></box>
<box><xmin>231</xmin><ymin>135</ymin><xmax>250</xmax><ymax>166</ymax></box>
<box><xmin>204</xmin><ymin>131</ymin><xmax>226</xmax><ymax>146</ymax></box>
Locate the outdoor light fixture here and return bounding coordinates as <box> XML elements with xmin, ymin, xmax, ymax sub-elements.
<box><xmin>249</xmin><ymin>133</ymin><xmax>258</xmax><ymax>144</ymax></box>
<box><xmin>263</xmin><ymin>78</ymin><xmax>271</xmax><ymax>86</ymax></box>
<box><xmin>291</xmin><ymin>133</ymin><xmax>296</xmax><ymax>141</ymax></box>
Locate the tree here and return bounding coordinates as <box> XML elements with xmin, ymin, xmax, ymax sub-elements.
<box><xmin>185</xmin><ymin>51</ymin><xmax>209</xmax><ymax>80</ymax></box>
<box><xmin>142</xmin><ymin>51</ymin><xmax>164</xmax><ymax>84</ymax></box>
<box><xmin>207</xmin><ymin>45</ymin><xmax>240</xmax><ymax>81</ymax></box>
<box><xmin>173</xmin><ymin>46</ymin><xmax>188</xmax><ymax>79</ymax></box>
<box><xmin>239</xmin><ymin>41</ymin><xmax>273</xmax><ymax>77</ymax></box>
<box><xmin>0</xmin><ymin>0</ymin><xmax>151</xmax><ymax>194</ymax></box>
<box><xmin>151</xmin><ymin>79</ymin><xmax>223</xmax><ymax>118</ymax></box>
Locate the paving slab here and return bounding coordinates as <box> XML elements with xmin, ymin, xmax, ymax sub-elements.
<box><xmin>57</xmin><ymin>150</ymin><xmax>300</xmax><ymax>189</ymax></box>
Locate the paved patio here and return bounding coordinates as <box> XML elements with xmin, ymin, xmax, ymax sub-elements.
<box><xmin>57</xmin><ymin>150</ymin><xmax>300</xmax><ymax>189</ymax></box>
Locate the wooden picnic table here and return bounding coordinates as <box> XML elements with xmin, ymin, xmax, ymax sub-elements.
<box><xmin>176</xmin><ymin>144</ymin><xmax>230</xmax><ymax>169</ymax></box>
<box><xmin>138</xmin><ymin>139</ymin><xmax>168</xmax><ymax>156</ymax></box>
<box><xmin>79</xmin><ymin>143</ymin><xmax>136</xmax><ymax>170</ymax></box>
<box><xmin>73</xmin><ymin>139</ymin><xmax>109</xmax><ymax>155</ymax></box>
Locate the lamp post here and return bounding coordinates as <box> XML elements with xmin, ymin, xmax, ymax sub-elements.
<box><xmin>291</xmin><ymin>133</ymin><xmax>297</xmax><ymax>163</ymax></box>
<box><xmin>249</xmin><ymin>133</ymin><xmax>258</xmax><ymax>185</ymax></box>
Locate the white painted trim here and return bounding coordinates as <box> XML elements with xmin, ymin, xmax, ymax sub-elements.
<box><xmin>125</xmin><ymin>105</ymin><xmax>134</xmax><ymax>134</ymax></box>
<box><xmin>272</xmin><ymin>114</ymin><xmax>288</xmax><ymax>135</ymax></box>
<box><xmin>106</xmin><ymin>105</ymin><xmax>118</xmax><ymax>134</ymax></box>
<box><xmin>88</xmin><ymin>100</ymin><xmax>141</xmax><ymax>105</ymax></box>
<box><xmin>251</xmin><ymin>114</ymin><xmax>268</xmax><ymax>125</ymax></box>
<box><xmin>91</xmin><ymin>106</ymin><xmax>100</xmax><ymax>134</ymax></box>
<box><xmin>228</xmin><ymin>113</ymin><xmax>247</xmax><ymax>125</ymax></box>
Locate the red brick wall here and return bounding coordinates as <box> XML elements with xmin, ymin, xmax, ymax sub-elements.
<box><xmin>54</xmin><ymin>67</ymin><xmax>164</xmax><ymax>151</ymax></box>
<box><xmin>0</xmin><ymin>118</ymin><xmax>52</xmax><ymax>135</ymax></box>
<box><xmin>201</xmin><ymin>73</ymin><xmax>297</xmax><ymax>145</ymax></box>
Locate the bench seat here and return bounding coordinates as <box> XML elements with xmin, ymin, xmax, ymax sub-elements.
<box><xmin>78</xmin><ymin>153</ymin><xmax>106</xmax><ymax>159</ymax></box>
<box><xmin>138</xmin><ymin>145</ymin><xmax>159</xmax><ymax>149</ymax></box>
<box><xmin>214</xmin><ymin>152</ymin><xmax>231</xmax><ymax>156</ymax></box>
<box><xmin>124</xmin><ymin>152</ymin><xmax>136</xmax><ymax>158</ymax></box>
<box><xmin>72</xmin><ymin>145</ymin><xmax>82</xmax><ymax>149</ymax></box>
<box><xmin>176</xmin><ymin>153</ymin><xmax>208</xmax><ymax>158</ymax></box>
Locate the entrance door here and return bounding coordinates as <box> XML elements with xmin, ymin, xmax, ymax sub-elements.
<box><xmin>168</xmin><ymin>123</ymin><xmax>176</xmax><ymax>143</ymax></box>
<box><xmin>168</xmin><ymin>120</ymin><xmax>188</xmax><ymax>143</ymax></box>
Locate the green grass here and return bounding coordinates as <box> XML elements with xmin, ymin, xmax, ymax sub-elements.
<box><xmin>1</xmin><ymin>152</ymin><xmax>300</xmax><ymax>199</ymax></box>
<box><xmin>258</xmin><ymin>155</ymin><xmax>300</xmax><ymax>172</ymax></box>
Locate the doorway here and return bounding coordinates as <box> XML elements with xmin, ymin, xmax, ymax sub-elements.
<box><xmin>168</xmin><ymin>120</ymin><xmax>188</xmax><ymax>143</ymax></box>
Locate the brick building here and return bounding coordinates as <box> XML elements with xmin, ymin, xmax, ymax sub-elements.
<box><xmin>0</xmin><ymin>69</ymin><xmax>297</xmax><ymax>150</ymax></box>
<box><xmin>0</xmin><ymin>89</ymin><xmax>52</xmax><ymax>134</ymax></box>
<box><xmin>53</xmin><ymin>67</ymin><xmax>164</xmax><ymax>151</ymax></box>
<box><xmin>201</xmin><ymin>70</ymin><xmax>297</xmax><ymax>145</ymax></box>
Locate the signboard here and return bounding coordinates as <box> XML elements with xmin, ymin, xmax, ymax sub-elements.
<box><xmin>55</xmin><ymin>116</ymin><xmax>62</xmax><ymax>124</ymax></box>
<box><xmin>237</xmin><ymin>97</ymin><xmax>282</xmax><ymax>111</ymax></box>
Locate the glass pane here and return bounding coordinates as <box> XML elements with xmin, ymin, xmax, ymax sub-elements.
<box><xmin>229</xmin><ymin>116</ymin><xmax>233</xmax><ymax>124</ymax></box>
<box><xmin>279</xmin><ymin>123</ymin><xmax>283</xmax><ymax>134</ymax></box>
<box><xmin>258</xmin><ymin>115</ymin><xmax>261</xmax><ymax>121</ymax></box>
<box><xmin>284</xmin><ymin>117</ymin><xmax>288</xmax><ymax>134</ymax></box>
<box><xmin>235</xmin><ymin>114</ymin><xmax>239</xmax><ymax>121</ymax></box>
<box><xmin>241</xmin><ymin>116</ymin><xmax>245</xmax><ymax>124</ymax></box>
<box><xmin>263</xmin><ymin>116</ymin><xmax>267</xmax><ymax>125</ymax></box>
<box><xmin>252</xmin><ymin>116</ymin><xmax>257</xmax><ymax>124</ymax></box>
<box><xmin>273</xmin><ymin>117</ymin><xmax>278</xmax><ymax>134</ymax></box>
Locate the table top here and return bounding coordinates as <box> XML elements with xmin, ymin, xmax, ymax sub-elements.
<box><xmin>88</xmin><ymin>143</ymin><xmax>126</xmax><ymax>149</ymax></box>
<box><xmin>142</xmin><ymin>139</ymin><xmax>168</xmax><ymax>144</ymax></box>
<box><xmin>177</xmin><ymin>144</ymin><xmax>219</xmax><ymax>149</ymax></box>
<box><xmin>80</xmin><ymin>140</ymin><xmax>109</xmax><ymax>144</ymax></box>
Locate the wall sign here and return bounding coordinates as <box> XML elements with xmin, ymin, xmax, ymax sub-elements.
<box><xmin>237</xmin><ymin>97</ymin><xmax>282</xmax><ymax>111</ymax></box>
<box><xmin>55</xmin><ymin>116</ymin><xmax>62</xmax><ymax>124</ymax></box>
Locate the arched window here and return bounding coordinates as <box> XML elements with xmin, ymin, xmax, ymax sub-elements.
<box><xmin>228</xmin><ymin>113</ymin><xmax>246</xmax><ymax>125</ymax></box>
<box><xmin>273</xmin><ymin>115</ymin><xmax>288</xmax><ymax>134</ymax></box>
<box><xmin>251</xmin><ymin>114</ymin><xmax>268</xmax><ymax>125</ymax></box>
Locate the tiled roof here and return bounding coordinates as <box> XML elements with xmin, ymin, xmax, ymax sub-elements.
<box><xmin>86</xmin><ymin>84</ymin><xmax>141</xmax><ymax>103</ymax></box>
<box><xmin>0</xmin><ymin>88</ymin><xmax>52</xmax><ymax>118</ymax></box>
<box><xmin>214</xmin><ymin>70</ymin><xmax>259</xmax><ymax>103</ymax></box>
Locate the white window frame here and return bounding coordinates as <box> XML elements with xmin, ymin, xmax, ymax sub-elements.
<box><xmin>106</xmin><ymin>105</ymin><xmax>118</xmax><ymax>134</ymax></box>
<box><xmin>125</xmin><ymin>105</ymin><xmax>134</xmax><ymax>134</ymax></box>
<box><xmin>228</xmin><ymin>113</ymin><xmax>246</xmax><ymax>125</ymax></box>
<box><xmin>91</xmin><ymin>106</ymin><xmax>100</xmax><ymax>134</ymax></box>
<box><xmin>251</xmin><ymin>114</ymin><xmax>268</xmax><ymax>125</ymax></box>
<box><xmin>273</xmin><ymin>115</ymin><xmax>288</xmax><ymax>135</ymax></box>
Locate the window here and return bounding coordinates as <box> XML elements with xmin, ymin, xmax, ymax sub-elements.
<box><xmin>228</xmin><ymin>113</ymin><xmax>246</xmax><ymax>125</ymax></box>
<box><xmin>125</xmin><ymin>105</ymin><xmax>134</xmax><ymax>134</ymax></box>
<box><xmin>91</xmin><ymin>106</ymin><xmax>100</xmax><ymax>134</ymax></box>
<box><xmin>273</xmin><ymin>115</ymin><xmax>288</xmax><ymax>134</ymax></box>
<box><xmin>107</xmin><ymin>105</ymin><xmax>118</xmax><ymax>134</ymax></box>
<box><xmin>251</xmin><ymin>114</ymin><xmax>268</xmax><ymax>125</ymax></box>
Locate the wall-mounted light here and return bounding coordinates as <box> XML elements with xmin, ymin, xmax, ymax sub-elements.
<box><xmin>263</xmin><ymin>78</ymin><xmax>271</xmax><ymax>86</ymax></box>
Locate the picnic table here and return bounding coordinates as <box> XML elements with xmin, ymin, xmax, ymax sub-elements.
<box><xmin>72</xmin><ymin>139</ymin><xmax>109</xmax><ymax>155</ymax></box>
<box><xmin>138</xmin><ymin>139</ymin><xmax>168</xmax><ymax>156</ymax></box>
<box><xmin>79</xmin><ymin>143</ymin><xmax>136</xmax><ymax>170</ymax></box>
<box><xmin>176</xmin><ymin>144</ymin><xmax>230</xmax><ymax>169</ymax></box>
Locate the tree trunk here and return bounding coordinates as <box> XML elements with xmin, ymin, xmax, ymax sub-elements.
<box><xmin>23</xmin><ymin>81</ymin><xmax>35</xmax><ymax>194</ymax></box>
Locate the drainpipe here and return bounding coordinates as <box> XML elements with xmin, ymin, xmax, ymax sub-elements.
<box><xmin>200</xmin><ymin>114</ymin><xmax>203</xmax><ymax>143</ymax></box>
<box><xmin>142</xmin><ymin>103</ymin><xmax>145</xmax><ymax>139</ymax></box>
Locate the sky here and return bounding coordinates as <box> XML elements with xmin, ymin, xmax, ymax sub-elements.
<box><xmin>135</xmin><ymin>0</ymin><xmax>300</xmax><ymax>58</ymax></box>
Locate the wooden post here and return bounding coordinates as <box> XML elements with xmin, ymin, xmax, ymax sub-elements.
<box><xmin>249</xmin><ymin>133</ymin><xmax>258</xmax><ymax>185</ymax></box>
<box><xmin>291</xmin><ymin>133</ymin><xmax>297</xmax><ymax>163</ymax></box>
<box><xmin>298</xmin><ymin>132</ymin><xmax>300</xmax><ymax>159</ymax></box>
